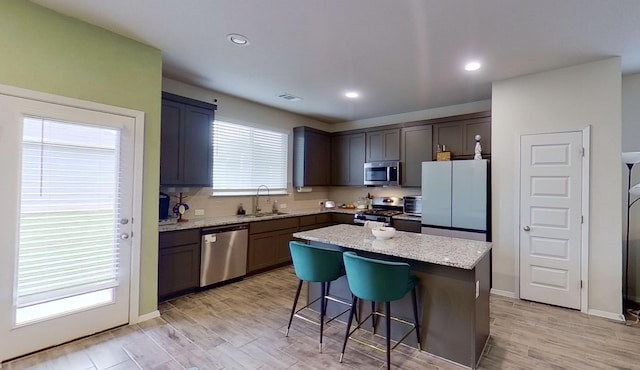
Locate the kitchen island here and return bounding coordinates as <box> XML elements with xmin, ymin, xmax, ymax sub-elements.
<box><xmin>293</xmin><ymin>224</ymin><xmax>492</xmax><ymax>369</ymax></box>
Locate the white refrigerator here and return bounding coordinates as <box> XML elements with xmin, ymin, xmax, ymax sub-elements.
<box><xmin>421</xmin><ymin>160</ymin><xmax>489</xmax><ymax>241</ymax></box>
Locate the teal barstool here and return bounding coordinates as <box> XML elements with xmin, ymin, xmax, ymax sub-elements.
<box><xmin>340</xmin><ymin>251</ymin><xmax>421</xmax><ymax>370</ymax></box>
<box><xmin>286</xmin><ymin>241</ymin><xmax>356</xmax><ymax>352</ymax></box>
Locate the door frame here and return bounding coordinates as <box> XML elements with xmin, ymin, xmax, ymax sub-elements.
<box><xmin>514</xmin><ymin>126</ymin><xmax>590</xmax><ymax>313</ymax></box>
<box><xmin>0</xmin><ymin>83</ymin><xmax>145</xmax><ymax>324</ymax></box>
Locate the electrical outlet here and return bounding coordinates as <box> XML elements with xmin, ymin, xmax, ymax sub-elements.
<box><xmin>194</xmin><ymin>209</ymin><xmax>205</xmax><ymax>216</ymax></box>
<box><xmin>279</xmin><ymin>203</ymin><xmax>287</xmax><ymax>209</ymax></box>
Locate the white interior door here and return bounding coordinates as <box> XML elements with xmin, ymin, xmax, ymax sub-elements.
<box><xmin>0</xmin><ymin>94</ymin><xmax>135</xmax><ymax>362</ymax></box>
<box><xmin>519</xmin><ymin>131</ymin><xmax>583</xmax><ymax>309</ymax></box>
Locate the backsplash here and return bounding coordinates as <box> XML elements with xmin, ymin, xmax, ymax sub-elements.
<box><xmin>160</xmin><ymin>186</ymin><xmax>331</xmax><ymax>219</ymax></box>
<box><xmin>161</xmin><ymin>185</ymin><xmax>421</xmax><ymax>220</ymax></box>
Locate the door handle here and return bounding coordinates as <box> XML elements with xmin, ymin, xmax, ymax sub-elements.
<box><xmin>120</xmin><ymin>233</ymin><xmax>130</xmax><ymax>240</ymax></box>
<box><xmin>523</xmin><ymin>226</ymin><xmax>530</xmax><ymax>231</ymax></box>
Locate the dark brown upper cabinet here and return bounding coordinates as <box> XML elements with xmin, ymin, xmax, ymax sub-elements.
<box><xmin>331</xmin><ymin>132</ymin><xmax>366</xmax><ymax>186</ymax></box>
<box><xmin>366</xmin><ymin>128</ymin><xmax>400</xmax><ymax>161</ymax></box>
<box><xmin>160</xmin><ymin>92</ymin><xmax>216</xmax><ymax>186</ymax></box>
<box><xmin>401</xmin><ymin>124</ymin><xmax>433</xmax><ymax>187</ymax></box>
<box><xmin>432</xmin><ymin>112</ymin><xmax>491</xmax><ymax>160</ymax></box>
<box><xmin>293</xmin><ymin>126</ymin><xmax>331</xmax><ymax>187</ymax></box>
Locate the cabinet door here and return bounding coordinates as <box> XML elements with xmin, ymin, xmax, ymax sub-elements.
<box><xmin>367</xmin><ymin>129</ymin><xmax>400</xmax><ymax>161</ymax></box>
<box><xmin>158</xmin><ymin>243</ymin><xmax>201</xmax><ymax>300</ymax></box>
<box><xmin>182</xmin><ymin>105</ymin><xmax>214</xmax><ymax>186</ymax></box>
<box><xmin>331</xmin><ymin>135</ymin><xmax>349</xmax><ymax>185</ymax></box>
<box><xmin>247</xmin><ymin>233</ymin><xmax>277</xmax><ymax>273</ymax></box>
<box><xmin>160</xmin><ymin>100</ymin><xmax>183</xmax><ymax>185</ymax></box>
<box><xmin>275</xmin><ymin>227</ymin><xmax>297</xmax><ymax>264</ymax></box>
<box><xmin>348</xmin><ymin>133</ymin><xmax>366</xmax><ymax>185</ymax></box>
<box><xmin>293</xmin><ymin>127</ymin><xmax>331</xmax><ymax>187</ymax></box>
<box><xmin>332</xmin><ymin>212</ymin><xmax>355</xmax><ymax>225</ymax></box>
<box><xmin>463</xmin><ymin>120</ymin><xmax>491</xmax><ymax>157</ymax></box>
<box><xmin>401</xmin><ymin>125</ymin><xmax>432</xmax><ymax>187</ymax></box>
<box><xmin>433</xmin><ymin>122</ymin><xmax>464</xmax><ymax>158</ymax></box>
<box><xmin>392</xmin><ymin>219</ymin><xmax>421</xmax><ymax>233</ymax></box>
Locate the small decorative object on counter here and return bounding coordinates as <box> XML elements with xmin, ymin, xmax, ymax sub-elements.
<box><xmin>172</xmin><ymin>192</ymin><xmax>190</xmax><ymax>222</ymax></box>
<box><xmin>474</xmin><ymin>134</ymin><xmax>482</xmax><ymax>160</ymax></box>
<box><xmin>237</xmin><ymin>203</ymin><xmax>246</xmax><ymax>215</ymax></box>
<box><xmin>436</xmin><ymin>144</ymin><xmax>451</xmax><ymax>161</ymax></box>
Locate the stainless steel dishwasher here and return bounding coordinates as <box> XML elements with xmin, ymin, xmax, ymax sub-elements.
<box><xmin>200</xmin><ymin>224</ymin><xmax>248</xmax><ymax>287</ymax></box>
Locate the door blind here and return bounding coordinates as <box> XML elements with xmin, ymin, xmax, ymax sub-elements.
<box><xmin>212</xmin><ymin>120</ymin><xmax>288</xmax><ymax>194</ymax></box>
<box><xmin>16</xmin><ymin>117</ymin><xmax>121</xmax><ymax>308</ymax></box>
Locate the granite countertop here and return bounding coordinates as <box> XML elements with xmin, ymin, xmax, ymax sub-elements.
<box><xmin>293</xmin><ymin>224</ymin><xmax>491</xmax><ymax>270</ymax></box>
<box><xmin>158</xmin><ymin>208</ymin><xmax>359</xmax><ymax>232</ymax></box>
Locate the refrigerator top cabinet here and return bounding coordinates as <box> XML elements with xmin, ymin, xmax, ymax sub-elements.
<box><xmin>422</xmin><ymin>160</ymin><xmax>488</xmax><ymax>232</ymax></box>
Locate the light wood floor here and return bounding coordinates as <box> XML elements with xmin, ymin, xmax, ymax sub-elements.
<box><xmin>4</xmin><ymin>266</ymin><xmax>640</xmax><ymax>370</ymax></box>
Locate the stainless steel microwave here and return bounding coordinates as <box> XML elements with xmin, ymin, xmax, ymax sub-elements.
<box><xmin>364</xmin><ymin>161</ymin><xmax>400</xmax><ymax>186</ymax></box>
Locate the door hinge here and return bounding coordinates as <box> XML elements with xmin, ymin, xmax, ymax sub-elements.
<box><xmin>581</xmin><ymin>147</ymin><xmax>585</xmax><ymax>157</ymax></box>
<box><xmin>580</xmin><ymin>280</ymin><xmax>583</xmax><ymax>289</ymax></box>
<box><xmin>581</xmin><ymin>215</ymin><xmax>584</xmax><ymax>224</ymax></box>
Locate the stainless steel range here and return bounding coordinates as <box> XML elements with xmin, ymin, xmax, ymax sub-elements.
<box><xmin>353</xmin><ymin>197</ymin><xmax>403</xmax><ymax>226</ymax></box>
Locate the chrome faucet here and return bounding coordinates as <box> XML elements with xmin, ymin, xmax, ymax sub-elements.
<box><xmin>255</xmin><ymin>185</ymin><xmax>270</xmax><ymax>215</ymax></box>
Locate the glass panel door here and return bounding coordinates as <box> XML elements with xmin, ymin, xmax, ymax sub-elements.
<box><xmin>0</xmin><ymin>93</ymin><xmax>135</xmax><ymax>362</ymax></box>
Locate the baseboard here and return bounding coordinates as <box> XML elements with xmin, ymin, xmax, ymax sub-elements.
<box><xmin>587</xmin><ymin>309</ymin><xmax>625</xmax><ymax>322</ymax></box>
<box><xmin>133</xmin><ymin>310</ymin><xmax>160</xmax><ymax>324</ymax></box>
<box><xmin>490</xmin><ymin>288</ymin><xmax>516</xmax><ymax>298</ymax></box>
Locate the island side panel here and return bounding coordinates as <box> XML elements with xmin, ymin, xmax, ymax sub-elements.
<box><xmin>474</xmin><ymin>251</ymin><xmax>491</xmax><ymax>367</ymax></box>
<box><xmin>305</xmin><ymin>241</ymin><xmax>482</xmax><ymax>369</ymax></box>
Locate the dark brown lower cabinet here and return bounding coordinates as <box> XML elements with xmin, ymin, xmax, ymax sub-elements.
<box><xmin>158</xmin><ymin>229</ymin><xmax>201</xmax><ymax>301</ymax></box>
<box><xmin>392</xmin><ymin>219</ymin><xmax>422</xmax><ymax>233</ymax></box>
<box><xmin>331</xmin><ymin>212</ymin><xmax>355</xmax><ymax>225</ymax></box>
<box><xmin>248</xmin><ymin>218</ymin><xmax>299</xmax><ymax>274</ymax></box>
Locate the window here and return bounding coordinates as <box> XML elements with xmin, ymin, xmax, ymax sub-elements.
<box><xmin>16</xmin><ymin>117</ymin><xmax>121</xmax><ymax>324</ymax></box>
<box><xmin>212</xmin><ymin>120</ymin><xmax>288</xmax><ymax>195</ymax></box>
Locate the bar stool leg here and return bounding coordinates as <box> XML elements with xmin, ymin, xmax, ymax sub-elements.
<box><xmin>340</xmin><ymin>295</ymin><xmax>358</xmax><ymax>363</ymax></box>
<box><xmin>319</xmin><ymin>282</ymin><xmax>326</xmax><ymax>353</ymax></box>
<box><xmin>286</xmin><ymin>280</ymin><xmax>304</xmax><ymax>337</ymax></box>
<box><xmin>411</xmin><ymin>287</ymin><xmax>421</xmax><ymax>350</ymax></box>
<box><xmin>385</xmin><ymin>301</ymin><xmax>391</xmax><ymax>370</ymax></box>
<box><xmin>371</xmin><ymin>301</ymin><xmax>377</xmax><ymax>334</ymax></box>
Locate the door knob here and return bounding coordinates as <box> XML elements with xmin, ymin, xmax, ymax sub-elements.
<box><xmin>120</xmin><ymin>233</ymin><xmax>130</xmax><ymax>240</ymax></box>
<box><xmin>523</xmin><ymin>226</ymin><xmax>530</xmax><ymax>231</ymax></box>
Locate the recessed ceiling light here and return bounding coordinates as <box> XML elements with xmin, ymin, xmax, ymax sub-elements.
<box><xmin>227</xmin><ymin>33</ymin><xmax>249</xmax><ymax>46</ymax></box>
<box><xmin>464</xmin><ymin>61</ymin><xmax>481</xmax><ymax>71</ymax></box>
<box><xmin>345</xmin><ymin>91</ymin><xmax>360</xmax><ymax>98</ymax></box>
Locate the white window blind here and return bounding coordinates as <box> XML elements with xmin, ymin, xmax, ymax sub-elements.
<box><xmin>17</xmin><ymin>117</ymin><xmax>121</xmax><ymax>308</ymax></box>
<box><xmin>212</xmin><ymin>120</ymin><xmax>288</xmax><ymax>195</ymax></box>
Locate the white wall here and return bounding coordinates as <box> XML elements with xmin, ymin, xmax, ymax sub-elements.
<box><xmin>492</xmin><ymin>58</ymin><xmax>622</xmax><ymax>317</ymax></box>
<box><xmin>622</xmin><ymin>73</ymin><xmax>640</xmax><ymax>303</ymax></box>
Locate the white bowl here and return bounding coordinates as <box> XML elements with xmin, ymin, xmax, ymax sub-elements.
<box><xmin>371</xmin><ymin>226</ymin><xmax>396</xmax><ymax>240</ymax></box>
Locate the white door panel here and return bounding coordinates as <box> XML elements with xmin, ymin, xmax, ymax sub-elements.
<box><xmin>0</xmin><ymin>94</ymin><xmax>135</xmax><ymax>361</ymax></box>
<box><xmin>520</xmin><ymin>131</ymin><xmax>582</xmax><ymax>309</ymax></box>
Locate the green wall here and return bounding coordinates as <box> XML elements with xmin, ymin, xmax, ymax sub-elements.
<box><xmin>0</xmin><ymin>0</ymin><xmax>162</xmax><ymax>315</ymax></box>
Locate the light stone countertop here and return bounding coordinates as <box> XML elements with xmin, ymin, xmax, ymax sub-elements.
<box><xmin>293</xmin><ymin>224</ymin><xmax>491</xmax><ymax>270</ymax></box>
<box><xmin>158</xmin><ymin>208</ymin><xmax>359</xmax><ymax>232</ymax></box>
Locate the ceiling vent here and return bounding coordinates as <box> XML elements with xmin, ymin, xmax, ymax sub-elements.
<box><xmin>278</xmin><ymin>93</ymin><xmax>302</xmax><ymax>101</ymax></box>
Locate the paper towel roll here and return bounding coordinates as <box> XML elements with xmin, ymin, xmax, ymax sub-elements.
<box><xmin>296</xmin><ymin>187</ymin><xmax>312</xmax><ymax>193</ymax></box>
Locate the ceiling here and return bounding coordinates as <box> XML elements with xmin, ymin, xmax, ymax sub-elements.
<box><xmin>31</xmin><ymin>0</ymin><xmax>640</xmax><ymax>123</ymax></box>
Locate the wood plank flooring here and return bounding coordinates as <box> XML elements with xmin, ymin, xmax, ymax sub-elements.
<box><xmin>4</xmin><ymin>266</ymin><xmax>640</xmax><ymax>369</ymax></box>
